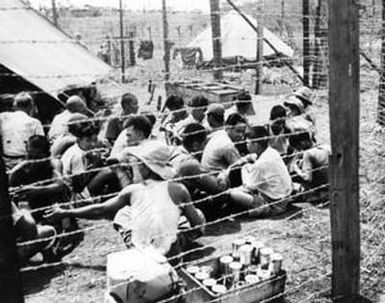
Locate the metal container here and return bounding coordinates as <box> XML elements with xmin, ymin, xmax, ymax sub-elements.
<box><xmin>203</xmin><ymin>278</ymin><xmax>217</xmax><ymax>289</ymax></box>
<box><xmin>258</xmin><ymin>269</ymin><xmax>272</xmax><ymax>281</ymax></box>
<box><xmin>219</xmin><ymin>255</ymin><xmax>233</xmax><ymax>275</ymax></box>
<box><xmin>186</xmin><ymin>266</ymin><xmax>200</xmax><ymax>276</ymax></box>
<box><xmin>239</xmin><ymin>245</ymin><xmax>253</xmax><ymax>266</ymax></box>
<box><xmin>200</xmin><ymin>266</ymin><xmax>214</xmax><ymax>276</ymax></box>
<box><xmin>259</xmin><ymin>247</ymin><xmax>274</xmax><ymax>270</ymax></box>
<box><xmin>232</xmin><ymin>239</ymin><xmax>246</xmax><ymax>259</ymax></box>
<box><xmin>229</xmin><ymin>262</ymin><xmax>242</xmax><ymax>283</ymax></box>
<box><xmin>180</xmin><ymin>256</ymin><xmax>287</xmax><ymax>303</ymax></box>
<box><xmin>245</xmin><ymin>274</ymin><xmax>260</xmax><ymax>284</ymax></box>
<box><xmin>212</xmin><ymin>284</ymin><xmax>227</xmax><ymax>295</ymax></box>
<box><xmin>246</xmin><ymin>265</ymin><xmax>259</xmax><ymax>276</ymax></box>
<box><xmin>270</xmin><ymin>253</ymin><xmax>283</xmax><ymax>275</ymax></box>
<box><xmin>252</xmin><ymin>241</ymin><xmax>265</xmax><ymax>264</ymax></box>
<box><xmin>195</xmin><ymin>272</ymin><xmax>210</xmax><ymax>282</ymax></box>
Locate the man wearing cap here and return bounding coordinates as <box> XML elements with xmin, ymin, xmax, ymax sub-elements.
<box><xmin>45</xmin><ymin>140</ymin><xmax>205</xmax><ymax>256</ymax></box>
<box><xmin>291</xmin><ymin>86</ymin><xmax>315</xmax><ymax>125</ymax></box>
<box><xmin>0</xmin><ymin>92</ymin><xmax>44</xmax><ymax>170</ymax></box>
<box><xmin>48</xmin><ymin>95</ymin><xmax>88</xmax><ymax>144</ymax></box>
<box><xmin>224</xmin><ymin>91</ymin><xmax>255</xmax><ymax>122</ymax></box>
<box><xmin>284</xmin><ymin>97</ymin><xmax>314</xmax><ymax>136</ymax></box>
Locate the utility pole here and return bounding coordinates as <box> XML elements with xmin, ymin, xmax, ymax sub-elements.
<box><xmin>119</xmin><ymin>0</ymin><xmax>126</xmax><ymax>83</ymax></box>
<box><xmin>210</xmin><ymin>0</ymin><xmax>223</xmax><ymax>80</ymax></box>
<box><xmin>0</xmin><ymin>131</ymin><xmax>24</xmax><ymax>303</ymax></box>
<box><xmin>378</xmin><ymin>0</ymin><xmax>385</xmax><ymax>125</ymax></box>
<box><xmin>255</xmin><ymin>8</ymin><xmax>263</xmax><ymax>94</ymax></box>
<box><xmin>162</xmin><ymin>0</ymin><xmax>171</xmax><ymax>82</ymax></box>
<box><xmin>51</xmin><ymin>0</ymin><xmax>58</xmax><ymax>27</ymax></box>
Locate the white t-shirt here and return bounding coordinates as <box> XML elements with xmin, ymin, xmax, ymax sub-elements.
<box><xmin>48</xmin><ymin>110</ymin><xmax>73</xmax><ymax>142</ymax></box>
<box><xmin>0</xmin><ymin>111</ymin><xmax>44</xmax><ymax>157</ymax></box>
<box><xmin>201</xmin><ymin>129</ymin><xmax>241</xmax><ymax>171</ymax></box>
<box><xmin>241</xmin><ymin>147</ymin><xmax>292</xmax><ymax>200</ymax></box>
<box><xmin>110</xmin><ymin>129</ymin><xmax>127</xmax><ymax>158</ymax></box>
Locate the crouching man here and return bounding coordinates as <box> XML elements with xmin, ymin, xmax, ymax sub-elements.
<box><xmin>227</xmin><ymin>126</ymin><xmax>292</xmax><ymax>217</ymax></box>
<box><xmin>45</xmin><ymin>141</ymin><xmax>205</xmax><ymax>256</ymax></box>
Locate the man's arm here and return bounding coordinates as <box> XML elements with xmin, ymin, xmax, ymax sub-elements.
<box><xmin>45</xmin><ymin>186</ymin><xmax>132</xmax><ymax>221</ymax></box>
<box><xmin>224</xmin><ymin>145</ymin><xmax>241</xmax><ymax>167</ymax></box>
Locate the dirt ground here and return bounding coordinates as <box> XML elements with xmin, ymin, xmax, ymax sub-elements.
<box><xmin>20</xmin><ymin>8</ymin><xmax>385</xmax><ymax>303</ymax></box>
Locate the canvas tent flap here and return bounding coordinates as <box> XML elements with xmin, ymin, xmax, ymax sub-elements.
<box><xmin>0</xmin><ymin>0</ymin><xmax>112</xmax><ymax>98</ymax></box>
<box><xmin>187</xmin><ymin>12</ymin><xmax>294</xmax><ymax>61</ymax></box>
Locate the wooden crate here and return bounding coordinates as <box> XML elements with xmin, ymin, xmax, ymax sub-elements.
<box><xmin>165</xmin><ymin>81</ymin><xmax>246</xmax><ymax>108</ymax></box>
<box><xmin>180</xmin><ymin>256</ymin><xmax>286</xmax><ymax>303</ymax></box>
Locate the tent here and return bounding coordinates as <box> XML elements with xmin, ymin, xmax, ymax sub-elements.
<box><xmin>187</xmin><ymin>12</ymin><xmax>295</xmax><ymax>63</ymax></box>
<box><xmin>0</xmin><ymin>0</ymin><xmax>112</xmax><ymax>100</ymax></box>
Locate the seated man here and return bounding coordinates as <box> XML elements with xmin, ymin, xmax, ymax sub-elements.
<box><xmin>227</xmin><ymin>126</ymin><xmax>292</xmax><ymax>217</ymax></box>
<box><xmin>9</xmin><ymin>135</ymin><xmax>69</xmax><ymax>223</ymax></box>
<box><xmin>289</xmin><ymin>132</ymin><xmax>330</xmax><ymax>203</ymax></box>
<box><xmin>169</xmin><ymin>123</ymin><xmax>228</xmax><ymax>219</ymax></box>
<box><xmin>48</xmin><ymin>95</ymin><xmax>88</xmax><ymax>144</ymax></box>
<box><xmin>206</xmin><ymin>103</ymin><xmax>225</xmax><ymax>134</ymax></box>
<box><xmin>104</xmin><ymin>93</ymin><xmax>139</xmax><ymax>145</ymax></box>
<box><xmin>224</xmin><ymin>91</ymin><xmax>254</xmax><ymax>121</ymax></box>
<box><xmin>12</xmin><ymin>202</ymin><xmax>57</xmax><ymax>263</ymax></box>
<box><xmin>110</xmin><ymin>115</ymin><xmax>153</xmax><ymax>158</ymax></box>
<box><xmin>267</xmin><ymin>104</ymin><xmax>290</xmax><ymax>156</ymax></box>
<box><xmin>46</xmin><ymin>141</ymin><xmax>205</xmax><ymax>256</ymax></box>
<box><xmin>61</xmin><ymin>119</ymin><xmax>120</xmax><ymax>200</ymax></box>
<box><xmin>201</xmin><ymin>113</ymin><xmax>247</xmax><ymax>171</ymax></box>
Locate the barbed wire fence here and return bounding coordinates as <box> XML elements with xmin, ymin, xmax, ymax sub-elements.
<box><xmin>0</xmin><ymin>0</ymin><xmax>384</xmax><ymax>302</ymax></box>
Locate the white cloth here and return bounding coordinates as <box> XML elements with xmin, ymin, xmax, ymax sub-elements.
<box><xmin>241</xmin><ymin>147</ymin><xmax>292</xmax><ymax>200</ymax></box>
<box><xmin>0</xmin><ymin>111</ymin><xmax>44</xmax><ymax>162</ymax></box>
<box><xmin>48</xmin><ymin>110</ymin><xmax>73</xmax><ymax>142</ymax></box>
<box><xmin>113</xmin><ymin>181</ymin><xmax>180</xmax><ymax>255</ymax></box>
<box><xmin>61</xmin><ymin>143</ymin><xmax>91</xmax><ymax>199</ymax></box>
<box><xmin>110</xmin><ymin>129</ymin><xmax>127</xmax><ymax>158</ymax></box>
<box><xmin>201</xmin><ymin>129</ymin><xmax>241</xmax><ymax>171</ymax></box>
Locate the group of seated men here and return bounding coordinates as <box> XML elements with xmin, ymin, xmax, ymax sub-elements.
<box><xmin>0</xmin><ymin>86</ymin><xmax>330</xmax><ymax>263</ymax></box>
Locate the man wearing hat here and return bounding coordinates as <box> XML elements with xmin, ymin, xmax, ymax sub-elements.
<box><xmin>290</xmin><ymin>86</ymin><xmax>315</xmax><ymax>125</ymax></box>
<box><xmin>45</xmin><ymin>140</ymin><xmax>205</xmax><ymax>256</ymax></box>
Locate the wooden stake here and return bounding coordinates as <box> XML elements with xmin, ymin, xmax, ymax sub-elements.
<box><xmin>255</xmin><ymin>9</ymin><xmax>263</xmax><ymax>94</ymax></box>
<box><xmin>51</xmin><ymin>0</ymin><xmax>58</xmax><ymax>27</ymax></box>
<box><xmin>118</xmin><ymin>0</ymin><xmax>126</xmax><ymax>83</ymax></box>
<box><xmin>378</xmin><ymin>0</ymin><xmax>385</xmax><ymax>125</ymax></box>
<box><xmin>329</xmin><ymin>0</ymin><xmax>363</xmax><ymax>301</ymax></box>
<box><xmin>210</xmin><ymin>0</ymin><xmax>223</xmax><ymax>80</ymax></box>
<box><xmin>303</xmin><ymin>0</ymin><xmax>310</xmax><ymax>86</ymax></box>
<box><xmin>162</xmin><ymin>0</ymin><xmax>171</xmax><ymax>82</ymax></box>
<box><xmin>0</xmin><ymin>131</ymin><xmax>24</xmax><ymax>303</ymax></box>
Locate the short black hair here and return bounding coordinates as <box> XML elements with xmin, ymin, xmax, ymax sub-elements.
<box><xmin>270</xmin><ymin>104</ymin><xmax>287</xmax><ymax>121</ymax></box>
<box><xmin>189</xmin><ymin>96</ymin><xmax>209</xmax><ymax>108</ymax></box>
<box><xmin>289</xmin><ymin>132</ymin><xmax>312</xmax><ymax>149</ymax></box>
<box><xmin>144</xmin><ymin>113</ymin><xmax>156</xmax><ymax>127</ymax></box>
<box><xmin>68</xmin><ymin>120</ymin><xmax>100</xmax><ymax>138</ymax></box>
<box><xmin>225</xmin><ymin>113</ymin><xmax>247</xmax><ymax>126</ymax></box>
<box><xmin>181</xmin><ymin>123</ymin><xmax>207</xmax><ymax>149</ymax></box>
<box><xmin>247</xmin><ymin>125</ymin><xmax>269</xmax><ymax>149</ymax></box>
<box><xmin>124</xmin><ymin>115</ymin><xmax>152</xmax><ymax>139</ymax></box>
<box><xmin>236</xmin><ymin>91</ymin><xmax>252</xmax><ymax>110</ymax></box>
<box><xmin>28</xmin><ymin>135</ymin><xmax>50</xmax><ymax>155</ymax></box>
<box><xmin>121</xmin><ymin>93</ymin><xmax>138</xmax><ymax>107</ymax></box>
<box><xmin>165</xmin><ymin>95</ymin><xmax>184</xmax><ymax>110</ymax></box>
<box><xmin>14</xmin><ymin>92</ymin><xmax>34</xmax><ymax>110</ymax></box>
<box><xmin>207</xmin><ymin>112</ymin><xmax>224</xmax><ymax>125</ymax></box>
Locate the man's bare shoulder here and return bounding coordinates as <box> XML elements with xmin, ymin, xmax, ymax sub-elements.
<box><xmin>167</xmin><ymin>181</ymin><xmax>190</xmax><ymax>204</ymax></box>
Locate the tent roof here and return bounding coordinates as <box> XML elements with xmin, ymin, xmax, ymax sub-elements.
<box><xmin>187</xmin><ymin>12</ymin><xmax>295</xmax><ymax>61</ymax></box>
<box><xmin>0</xmin><ymin>0</ymin><xmax>112</xmax><ymax>99</ymax></box>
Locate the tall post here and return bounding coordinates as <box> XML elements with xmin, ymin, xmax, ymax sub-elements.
<box><xmin>280</xmin><ymin>0</ymin><xmax>285</xmax><ymax>36</ymax></box>
<box><xmin>210</xmin><ymin>0</ymin><xmax>223</xmax><ymax>80</ymax></box>
<box><xmin>254</xmin><ymin>10</ymin><xmax>263</xmax><ymax>95</ymax></box>
<box><xmin>162</xmin><ymin>0</ymin><xmax>171</xmax><ymax>82</ymax></box>
<box><xmin>378</xmin><ymin>0</ymin><xmax>385</xmax><ymax>125</ymax></box>
<box><xmin>0</xmin><ymin>132</ymin><xmax>24</xmax><ymax>302</ymax></box>
<box><xmin>329</xmin><ymin>0</ymin><xmax>363</xmax><ymax>302</ymax></box>
<box><xmin>303</xmin><ymin>0</ymin><xmax>310</xmax><ymax>86</ymax></box>
<box><xmin>51</xmin><ymin>0</ymin><xmax>58</xmax><ymax>27</ymax></box>
<box><xmin>119</xmin><ymin>0</ymin><xmax>126</xmax><ymax>83</ymax></box>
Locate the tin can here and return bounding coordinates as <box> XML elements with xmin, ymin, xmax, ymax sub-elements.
<box><xmin>195</xmin><ymin>272</ymin><xmax>210</xmax><ymax>281</ymax></box>
<box><xmin>269</xmin><ymin>253</ymin><xmax>283</xmax><ymax>275</ymax></box>
<box><xmin>246</xmin><ymin>264</ymin><xmax>259</xmax><ymax>276</ymax></box>
<box><xmin>232</xmin><ymin>239</ymin><xmax>246</xmax><ymax>259</ymax></box>
<box><xmin>200</xmin><ymin>265</ymin><xmax>213</xmax><ymax>276</ymax></box>
<box><xmin>245</xmin><ymin>274</ymin><xmax>260</xmax><ymax>284</ymax></box>
<box><xmin>203</xmin><ymin>278</ymin><xmax>217</xmax><ymax>289</ymax></box>
<box><xmin>258</xmin><ymin>269</ymin><xmax>272</xmax><ymax>281</ymax></box>
<box><xmin>239</xmin><ymin>244</ymin><xmax>253</xmax><ymax>266</ymax></box>
<box><xmin>229</xmin><ymin>262</ymin><xmax>242</xmax><ymax>283</ymax></box>
<box><xmin>219</xmin><ymin>255</ymin><xmax>233</xmax><ymax>275</ymax></box>
<box><xmin>259</xmin><ymin>247</ymin><xmax>273</xmax><ymax>270</ymax></box>
<box><xmin>186</xmin><ymin>265</ymin><xmax>200</xmax><ymax>276</ymax></box>
<box><xmin>212</xmin><ymin>284</ymin><xmax>227</xmax><ymax>294</ymax></box>
<box><xmin>253</xmin><ymin>241</ymin><xmax>265</xmax><ymax>264</ymax></box>
<box><xmin>235</xmin><ymin>281</ymin><xmax>246</xmax><ymax>289</ymax></box>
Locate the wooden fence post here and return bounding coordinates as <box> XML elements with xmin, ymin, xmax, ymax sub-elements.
<box><xmin>210</xmin><ymin>0</ymin><xmax>223</xmax><ymax>80</ymax></box>
<box><xmin>254</xmin><ymin>10</ymin><xmax>263</xmax><ymax>95</ymax></box>
<box><xmin>303</xmin><ymin>0</ymin><xmax>310</xmax><ymax>86</ymax></box>
<box><xmin>0</xmin><ymin>132</ymin><xmax>24</xmax><ymax>302</ymax></box>
<box><xmin>378</xmin><ymin>0</ymin><xmax>385</xmax><ymax>125</ymax></box>
<box><xmin>118</xmin><ymin>0</ymin><xmax>126</xmax><ymax>83</ymax></box>
<box><xmin>162</xmin><ymin>0</ymin><xmax>171</xmax><ymax>82</ymax></box>
<box><xmin>328</xmin><ymin>0</ymin><xmax>368</xmax><ymax>302</ymax></box>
